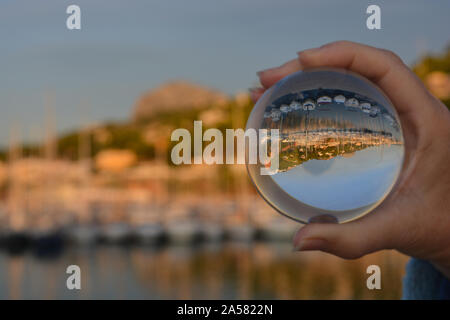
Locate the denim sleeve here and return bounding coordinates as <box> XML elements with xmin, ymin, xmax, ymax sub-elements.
<box><xmin>402</xmin><ymin>258</ymin><xmax>450</xmax><ymax>300</ymax></box>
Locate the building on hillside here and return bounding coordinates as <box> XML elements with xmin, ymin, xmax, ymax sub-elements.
<box><xmin>95</xmin><ymin>149</ymin><xmax>137</xmax><ymax>173</ymax></box>
<box><xmin>133</xmin><ymin>81</ymin><xmax>230</xmax><ymax>120</ymax></box>
<box><xmin>0</xmin><ymin>161</ymin><xmax>6</xmax><ymax>186</ymax></box>
<box><xmin>425</xmin><ymin>71</ymin><xmax>450</xmax><ymax>100</ymax></box>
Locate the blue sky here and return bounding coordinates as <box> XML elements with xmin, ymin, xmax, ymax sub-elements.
<box><xmin>1</xmin><ymin>0</ymin><xmax>450</xmax><ymax>147</ymax></box>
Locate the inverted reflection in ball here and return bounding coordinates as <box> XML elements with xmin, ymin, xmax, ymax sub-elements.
<box><xmin>246</xmin><ymin>69</ymin><xmax>404</xmax><ymax>223</ymax></box>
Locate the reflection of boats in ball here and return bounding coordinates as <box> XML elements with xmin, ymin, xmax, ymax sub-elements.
<box><xmin>345</xmin><ymin>97</ymin><xmax>359</xmax><ymax>108</ymax></box>
<box><xmin>290</xmin><ymin>101</ymin><xmax>302</xmax><ymax>110</ymax></box>
<box><xmin>317</xmin><ymin>96</ymin><xmax>332</xmax><ymax>104</ymax></box>
<box><xmin>246</xmin><ymin>69</ymin><xmax>405</xmax><ymax>224</ymax></box>
<box><xmin>280</xmin><ymin>104</ymin><xmax>291</xmax><ymax>113</ymax></box>
<box><xmin>271</xmin><ymin>109</ymin><xmax>281</xmax><ymax>121</ymax></box>
<box><xmin>370</xmin><ymin>106</ymin><xmax>380</xmax><ymax>117</ymax></box>
<box><xmin>383</xmin><ymin>113</ymin><xmax>396</xmax><ymax>126</ymax></box>
<box><xmin>360</xmin><ymin>102</ymin><xmax>371</xmax><ymax>113</ymax></box>
<box><xmin>263</xmin><ymin>111</ymin><xmax>272</xmax><ymax>118</ymax></box>
<box><xmin>302</xmin><ymin>99</ymin><xmax>316</xmax><ymax>110</ymax></box>
<box><xmin>334</xmin><ymin>95</ymin><xmax>346</xmax><ymax>103</ymax></box>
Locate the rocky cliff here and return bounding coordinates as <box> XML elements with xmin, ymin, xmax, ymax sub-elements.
<box><xmin>132</xmin><ymin>80</ymin><xmax>229</xmax><ymax>121</ymax></box>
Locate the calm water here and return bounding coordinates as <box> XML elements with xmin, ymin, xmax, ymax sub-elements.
<box><xmin>0</xmin><ymin>242</ymin><xmax>408</xmax><ymax>300</ymax></box>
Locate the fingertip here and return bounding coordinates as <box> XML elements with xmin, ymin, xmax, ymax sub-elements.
<box><xmin>256</xmin><ymin>68</ymin><xmax>272</xmax><ymax>81</ymax></box>
<box><xmin>293</xmin><ymin>217</ymin><xmax>388</xmax><ymax>259</ymax></box>
<box><xmin>256</xmin><ymin>68</ymin><xmax>279</xmax><ymax>88</ymax></box>
<box><xmin>256</xmin><ymin>70</ymin><xmax>267</xmax><ymax>78</ymax></box>
<box><xmin>292</xmin><ymin>227</ymin><xmax>303</xmax><ymax>246</ymax></box>
<box><xmin>297</xmin><ymin>47</ymin><xmax>323</xmax><ymax>67</ymax></box>
<box><xmin>257</xmin><ymin>58</ymin><xmax>302</xmax><ymax>89</ymax></box>
<box><xmin>294</xmin><ymin>238</ymin><xmax>328</xmax><ymax>252</ymax></box>
<box><xmin>249</xmin><ymin>87</ymin><xmax>265</xmax><ymax>103</ymax></box>
<box><xmin>292</xmin><ymin>223</ymin><xmax>317</xmax><ymax>248</ymax></box>
<box><xmin>292</xmin><ymin>221</ymin><xmax>341</xmax><ymax>253</ymax></box>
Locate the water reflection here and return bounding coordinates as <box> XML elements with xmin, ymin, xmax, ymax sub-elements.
<box><xmin>263</xmin><ymin>89</ymin><xmax>403</xmax><ymax>174</ymax></box>
<box><xmin>0</xmin><ymin>242</ymin><xmax>408</xmax><ymax>300</ymax></box>
<box><xmin>265</xmin><ymin>89</ymin><xmax>404</xmax><ymax>213</ymax></box>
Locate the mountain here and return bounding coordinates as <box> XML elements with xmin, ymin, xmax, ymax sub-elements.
<box><xmin>132</xmin><ymin>80</ymin><xmax>229</xmax><ymax>121</ymax></box>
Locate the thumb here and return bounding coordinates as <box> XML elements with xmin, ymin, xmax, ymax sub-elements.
<box><xmin>292</xmin><ymin>217</ymin><xmax>394</xmax><ymax>259</ymax></box>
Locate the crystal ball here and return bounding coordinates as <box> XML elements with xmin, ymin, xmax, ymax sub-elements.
<box><xmin>246</xmin><ymin>68</ymin><xmax>404</xmax><ymax>223</ymax></box>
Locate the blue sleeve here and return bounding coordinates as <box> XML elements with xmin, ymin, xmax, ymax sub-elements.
<box><xmin>403</xmin><ymin>258</ymin><xmax>450</xmax><ymax>300</ymax></box>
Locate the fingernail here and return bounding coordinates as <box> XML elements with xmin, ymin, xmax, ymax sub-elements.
<box><xmin>293</xmin><ymin>238</ymin><xmax>327</xmax><ymax>251</ymax></box>
<box><xmin>297</xmin><ymin>47</ymin><xmax>320</xmax><ymax>57</ymax></box>
<box><xmin>249</xmin><ymin>87</ymin><xmax>262</xmax><ymax>101</ymax></box>
<box><xmin>258</xmin><ymin>59</ymin><xmax>301</xmax><ymax>77</ymax></box>
<box><xmin>248</xmin><ymin>87</ymin><xmax>261</xmax><ymax>93</ymax></box>
<box><xmin>292</xmin><ymin>228</ymin><xmax>303</xmax><ymax>244</ymax></box>
<box><xmin>257</xmin><ymin>62</ymin><xmax>289</xmax><ymax>77</ymax></box>
<box><xmin>257</xmin><ymin>68</ymin><xmax>275</xmax><ymax>77</ymax></box>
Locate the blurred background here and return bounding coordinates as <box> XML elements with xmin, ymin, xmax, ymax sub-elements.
<box><xmin>0</xmin><ymin>0</ymin><xmax>449</xmax><ymax>299</ymax></box>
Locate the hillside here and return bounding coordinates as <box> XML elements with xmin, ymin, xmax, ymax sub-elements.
<box><xmin>51</xmin><ymin>81</ymin><xmax>252</xmax><ymax>162</ymax></box>
<box><xmin>132</xmin><ymin>80</ymin><xmax>230</xmax><ymax>121</ymax></box>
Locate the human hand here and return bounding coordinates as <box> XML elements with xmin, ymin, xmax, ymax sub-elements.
<box><xmin>252</xmin><ymin>41</ymin><xmax>450</xmax><ymax>278</ymax></box>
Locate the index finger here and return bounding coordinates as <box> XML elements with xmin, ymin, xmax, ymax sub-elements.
<box><xmin>258</xmin><ymin>41</ymin><xmax>438</xmax><ymax>120</ymax></box>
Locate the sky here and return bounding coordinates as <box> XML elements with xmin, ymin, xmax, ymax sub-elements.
<box><xmin>1</xmin><ymin>0</ymin><xmax>450</xmax><ymax>147</ymax></box>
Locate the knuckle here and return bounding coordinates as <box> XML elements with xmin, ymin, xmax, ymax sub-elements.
<box><xmin>341</xmin><ymin>247</ymin><xmax>366</xmax><ymax>260</ymax></box>
<box><xmin>322</xmin><ymin>40</ymin><xmax>353</xmax><ymax>49</ymax></box>
<box><xmin>340</xmin><ymin>239</ymin><xmax>369</xmax><ymax>260</ymax></box>
<box><xmin>326</xmin><ymin>240</ymin><xmax>366</xmax><ymax>260</ymax></box>
<box><xmin>380</xmin><ymin>49</ymin><xmax>404</xmax><ymax>64</ymax></box>
<box><xmin>336</xmin><ymin>251</ymin><xmax>364</xmax><ymax>260</ymax></box>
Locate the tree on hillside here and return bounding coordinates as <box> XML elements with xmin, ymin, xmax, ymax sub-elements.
<box><xmin>413</xmin><ymin>46</ymin><xmax>450</xmax><ymax>109</ymax></box>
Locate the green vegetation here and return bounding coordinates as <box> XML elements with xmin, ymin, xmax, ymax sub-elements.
<box><xmin>5</xmin><ymin>43</ymin><xmax>449</xmax><ymax>163</ymax></box>
<box><xmin>4</xmin><ymin>95</ymin><xmax>254</xmax><ymax>165</ymax></box>
<box><xmin>413</xmin><ymin>46</ymin><xmax>450</xmax><ymax>109</ymax></box>
<box><xmin>413</xmin><ymin>46</ymin><xmax>450</xmax><ymax>78</ymax></box>
<box><xmin>278</xmin><ymin>139</ymin><xmax>372</xmax><ymax>172</ymax></box>
<box><xmin>58</xmin><ymin>123</ymin><xmax>155</xmax><ymax>161</ymax></box>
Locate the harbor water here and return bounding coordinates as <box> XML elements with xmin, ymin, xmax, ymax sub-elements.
<box><xmin>0</xmin><ymin>240</ymin><xmax>408</xmax><ymax>300</ymax></box>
